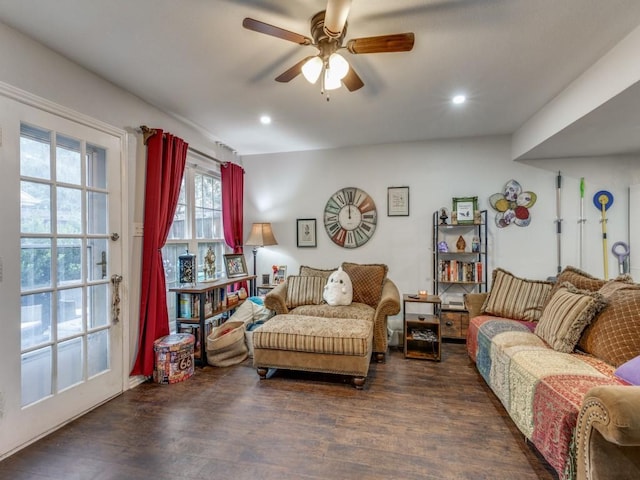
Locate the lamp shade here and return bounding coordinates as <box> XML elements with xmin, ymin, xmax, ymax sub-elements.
<box><xmin>245</xmin><ymin>223</ymin><xmax>278</xmax><ymax>247</ymax></box>
<box><xmin>302</xmin><ymin>56</ymin><xmax>323</xmax><ymax>84</ymax></box>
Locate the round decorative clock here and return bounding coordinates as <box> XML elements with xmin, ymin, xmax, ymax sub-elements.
<box><xmin>324</xmin><ymin>187</ymin><xmax>377</xmax><ymax>248</ymax></box>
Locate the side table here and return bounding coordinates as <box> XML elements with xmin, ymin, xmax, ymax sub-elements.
<box><xmin>403</xmin><ymin>294</ymin><xmax>442</xmax><ymax>361</ymax></box>
<box><xmin>257</xmin><ymin>284</ymin><xmax>278</xmax><ymax>295</ymax></box>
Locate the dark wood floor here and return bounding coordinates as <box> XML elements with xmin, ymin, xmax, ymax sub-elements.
<box><xmin>1</xmin><ymin>343</ymin><xmax>557</xmax><ymax>480</ymax></box>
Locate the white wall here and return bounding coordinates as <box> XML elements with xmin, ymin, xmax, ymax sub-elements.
<box><xmin>242</xmin><ymin>137</ymin><xmax>636</xmax><ymax>304</ymax></box>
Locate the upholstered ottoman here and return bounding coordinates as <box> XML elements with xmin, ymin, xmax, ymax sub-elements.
<box><xmin>252</xmin><ymin>314</ymin><xmax>374</xmax><ymax>389</ymax></box>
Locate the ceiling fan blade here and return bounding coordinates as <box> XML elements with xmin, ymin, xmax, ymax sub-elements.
<box><xmin>275</xmin><ymin>56</ymin><xmax>315</xmax><ymax>83</ymax></box>
<box><xmin>342</xmin><ymin>65</ymin><xmax>364</xmax><ymax>92</ymax></box>
<box><xmin>243</xmin><ymin>17</ymin><xmax>312</xmax><ymax>45</ymax></box>
<box><xmin>324</xmin><ymin>0</ymin><xmax>352</xmax><ymax>38</ymax></box>
<box><xmin>347</xmin><ymin>33</ymin><xmax>415</xmax><ymax>54</ymax></box>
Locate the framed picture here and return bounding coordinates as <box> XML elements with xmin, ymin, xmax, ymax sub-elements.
<box><xmin>452</xmin><ymin>196</ymin><xmax>478</xmax><ymax>225</ymax></box>
<box><xmin>387</xmin><ymin>186</ymin><xmax>409</xmax><ymax>216</ymax></box>
<box><xmin>274</xmin><ymin>265</ymin><xmax>287</xmax><ymax>284</ymax></box>
<box><xmin>223</xmin><ymin>254</ymin><xmax>248</xmax><ymax>278</ymax></box>
<box><xmin>296</xmin><ymin>218</ymin><xmax>317</xmax><ymax>247</ymax></box>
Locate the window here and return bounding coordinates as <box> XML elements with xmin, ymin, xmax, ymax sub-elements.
<box><xmin>163</xmin><ymin>156</ymin><xmax>226</xmax><ymax>325</ymax></box>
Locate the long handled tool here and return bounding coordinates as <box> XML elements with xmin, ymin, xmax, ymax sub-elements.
<box><xmin>578</xmin><ymin>178</ymin><xmax>586</xmax><ymax>269</ymax></box>
<box><xmin>555</xmin><ymin>171</ymin><xmax>562</xmax><ymax>274</ymax></box>
<box><xmin>593</xmin><ymin>190</ymin><xmax>614</xmax><ymax>280</ymax></box>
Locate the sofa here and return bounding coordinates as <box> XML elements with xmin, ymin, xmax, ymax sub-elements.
<box><xmin>465</xmin><ymin>267</ymin><xmax>640</xmax><ymax>480</ymax></box>
<box><xmin>263</xmin><ymin>263</ymin><xmax>401</xmax><ymax>362</ymax></box>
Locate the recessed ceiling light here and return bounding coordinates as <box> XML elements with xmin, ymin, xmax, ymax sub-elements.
<box><xmin>260</xmin><ymin>115</ymin><xmax>272</xmax><ymax>125</ymax></box>
<box><xmin>452</xmin><ymin>95</ymin><xmax>466</xmax><ymax>105</ymax></box>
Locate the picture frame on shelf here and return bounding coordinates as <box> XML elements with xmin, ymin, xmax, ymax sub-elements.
<box><xmin>223</xmin><ymin>254</ymin><xmax>248</xmax><ymax>278</ymax></box>
<box><xmin>296</xmin><ymin>218</ymin><xmax>317</xmax><ymax>247</ymax></box>
<box><xmin>452</xmin><ymin>196</ymin><xmax>478</xmax><ymax>225</ymax></box>
<box><xmin>274</xmin><ymin>265</ymin><xmax>287</xmax><ymax>284</ymax></box>
<box><xmin>387</xmin><ymin>186</ymin><xmax>410</xmax><ymax>216</ymax></box>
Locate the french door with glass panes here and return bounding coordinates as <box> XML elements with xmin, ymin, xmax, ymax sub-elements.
<box><xmin>0</xmin><ymin>92</ymin><xmax>125</xmax><ymax>457</ymax></box>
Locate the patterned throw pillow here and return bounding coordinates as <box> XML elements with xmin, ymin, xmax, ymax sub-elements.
<box><xmin>341</xmin><ymin>262</ymin><xmax>388</xmax><ymax>307</ymax></box>
<box><xmin>299</xmin><ymin>265</ymin><xmax>336</xmax><ymax>279</ymax></box>
<box><xmin>285</xmin><ymin>275</ymin><xmax>326</xmax><ymax>309</ymax></box>
<box><xmin>481</xmin><ymin>268</ymin><xmax>553</xmax><ymax>321</ymax></box>
<box><xmin>534</xmin><ymin>283</ymin><xmax>608</xmax><ymax>353</ymax></box>
<box><xmin>578</xmin><ymin>281</ymin><xmax>640</xmax><ymax>367</ymax></box>
<box><xmin>544</xmin><ymin>266</ymin><xmax>632</xmax><ymax>309</ymax></box>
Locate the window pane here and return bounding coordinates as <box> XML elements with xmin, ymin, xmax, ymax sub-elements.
<box><xmin>87</xmin><ymin>191</ymin><xmax>107</xmax><ymax>235</ymax></box>
<box><xmin>57</xmin><ymin>287</ymin><xmax>83</xmax><ymax>340</ymax></box>
<box><xmin>86</xmin><ymin>144</ymin><xmax>107</xmax><ymax>189</ymax></box>
<box><xmin>21</xmin><ymin>238</ymin><xmax>52</xmax><ymax>290</ymax></box>
<box><xmin>88</xmin><ymin>330</ymin><xmax>109</xmax><ymax>377</ymax></box>
<box><xmin>22</xmin><ymin>347</ymin><xmax>52</xmax><ymax>406</ymax></box>
<box><xmin>163</xmin><ymin>243</ymin><xmax>188</xmax><ymax>327</ymax></box>
<box><xmin>87</xmin><ymin>238</ymin><xmax>108</xmax><ymax>281</ymax></box>
<box><xmin>21</xmin><ymin>292</ymin><xmax>52</xmax><ymax>349</ymax></box>
<box><xmin>21</xmin><ymin>181</ymin><xmax>51</xmax><ymax>234</ymax></box>
<box><xmin>168</xmin><ymin>204</ymin><xmax>187</xmax><ymax>239</ymax></box>
<box><xmin>56</xmin><ymin>134</ymin><xmax>82</xmax><ymax>185</ymax></box>
<box><xmin>196</xmin><ymin>207</ymin><xmax>213</xmax><ymax>238</ymax></box>
<box><xmin>20</xmin><ymin>124</ymin><xmax>51</xmax><ymax>180</ymax></box>
<box><xmin>57</xmin><ymin>238</ymin><xmax>82</xmax><ymax>286</ymax></box>
<box><xmin>57</xmin><ymin>187</ymin><xmax>82</xmax><ymax>234</ymax></box>
<box><xmin>58</xmin><ymin>338</ymin><xmax>83</xmax><ymax>391</ymax></box>
<box><xmin>88</xmin><ymin>284</ymin><xmax>108</xmax><ymax>329</ymax></box>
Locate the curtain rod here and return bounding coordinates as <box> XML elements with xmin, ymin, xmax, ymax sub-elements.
<box><xmin>140</xmin><ymin>125</ymin><xmax>226</xmax><ymax>166</ymax></box>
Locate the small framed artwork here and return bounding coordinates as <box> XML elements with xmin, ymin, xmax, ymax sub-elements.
<box><xmin>223</xmin><ymin>254</ymin><xmax>248</xmax><ymax>278</ymax></box>
<box><xmin>387</xmin><ymin>186</ymin><xmax>409</xmax><ymax>216</ymax></box>
<box><xmin>296</xmin><ymin>218</ymin><xmax>317</xmax><ymax>247</ymax></box>
<box><xmin>274</xmin><ymin>265</ymin><xmax>287</xmax><ymax>284</ymax></box>
<box><xmin>452</xmin><ymin>196</ymin><xmax>478</xmax><ymax>225</ymax></box>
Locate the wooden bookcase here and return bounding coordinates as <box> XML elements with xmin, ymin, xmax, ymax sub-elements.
<box><xmin>169</xmin><ymin>275</ymin><xmax>255</xmax><ymax>365</ymax></box>
<box><xmin>432</xmin><ymin>210</ymin><xmax>488</xmax><ymax>341</ymax></box>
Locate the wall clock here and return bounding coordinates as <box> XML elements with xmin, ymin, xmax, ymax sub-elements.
<box><xmin>324</xmin><ymin>187</ymin><xmax>377</xmax><ymax>248</ymax></box>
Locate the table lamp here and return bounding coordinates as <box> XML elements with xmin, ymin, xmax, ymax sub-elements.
<box><xmin>245</xmin><ymin>222</ymin><xmax>278</xmax><ymax>296</ymax></box>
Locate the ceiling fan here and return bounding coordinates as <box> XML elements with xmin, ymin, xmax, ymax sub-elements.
<box><xmin>242</xmin><ymin>0</ymin><xmax>415</xmax><ymax>97</ymax></box>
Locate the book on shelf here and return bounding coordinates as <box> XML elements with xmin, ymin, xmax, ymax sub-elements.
<box><xmin>438</xmin><ymin>260</ymin><xmax>484</xmax><ymax>283</ymax></box>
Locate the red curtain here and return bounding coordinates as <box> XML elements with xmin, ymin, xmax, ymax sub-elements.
<box><xmin>221</xmin><ymin>162</ymin><xmax>245</xmax><ymax>253</ymax></box>
<box><xmin>131</xmin><ymin>129</ymin><xmax>188</xmax><ymax>376</ymax></box>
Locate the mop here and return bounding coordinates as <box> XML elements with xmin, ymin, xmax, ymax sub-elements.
<box><xmin>555</xmin><ymin>171</ymin><xmax>562</xmax><ymax>275</ymax></box>
<box><xmin>593</xmin><ymin>190</ymin><xmax>614</xmax><ymax>280</ymax></box>
<box><xmin>578</xmin><ymin>178</ymin><xmax>586</xmax><ymax>269</ymax></box>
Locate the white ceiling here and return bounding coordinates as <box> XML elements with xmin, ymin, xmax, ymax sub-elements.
<box><xmin>1</xmin><ymin>0</ymin><xmax>640</xmax><ymax>158</ymax></box>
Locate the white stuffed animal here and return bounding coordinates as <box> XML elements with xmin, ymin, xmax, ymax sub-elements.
<box><xmin>323</xmin><ymin>266</ymin><xmax>353</xmax><ymax>306</ymax></box>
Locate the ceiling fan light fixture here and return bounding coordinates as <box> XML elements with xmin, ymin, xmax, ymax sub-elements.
<box><xmin>328</xmin><ymin>53</ymin><xmax>349</xmax><ymax>80</ymax></box>
<box><xmin>302</xmin><ymin>56</ymin><xmax>323</xmax><ymax>84</ymax></box>
<box><xmin>324</xmin><ymin>69</ymin><xmax>343</xmax><ymax>90</ymax></box>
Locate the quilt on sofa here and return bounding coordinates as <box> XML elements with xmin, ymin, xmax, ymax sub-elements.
<box><xmin>467</xmin><ymin>315</ymin><xmax>626</xmax><ymax>480</ymax></box>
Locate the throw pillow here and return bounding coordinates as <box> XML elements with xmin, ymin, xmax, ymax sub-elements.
<box><xmin>481</xmin><ymin>268</ymin><xmax>553</xmax><ymax>321</ymax></box>
<box><xmin>544</xmin><ymin>265</ymin><xmax>632</xmax><ymax>309</ymax></box>
<box><xmin>285</xmin><ymin>275</ymin><xmax>326</xmax><ymax>309</ymax></box>
<box><xmin>578</xmin><ymin>281</ymin><xmax>640</xmax><ymax>367</ymax></box>
<box><xmin>534</xmin><ymin>283</ymin><xmax>608</xmax><ymax>353</ymax></box>
<box><xmin>614</xmin><ymin>355</ymin><xmax>640</xmax><ymax>385</ymax></box>
<box><xmin>323</xmin><ymin>266</ymin><xmax>353</xmax><ymax>306</ymax></box>
<box><xmin>299</xmin><ymin>265</ymin><xmax>336</xmax><ymax>279</ymax></box>
<box><xmin>341</xmin><ymin>262</ymin><xmax>388</xmax><ymax>307</ymax></box>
